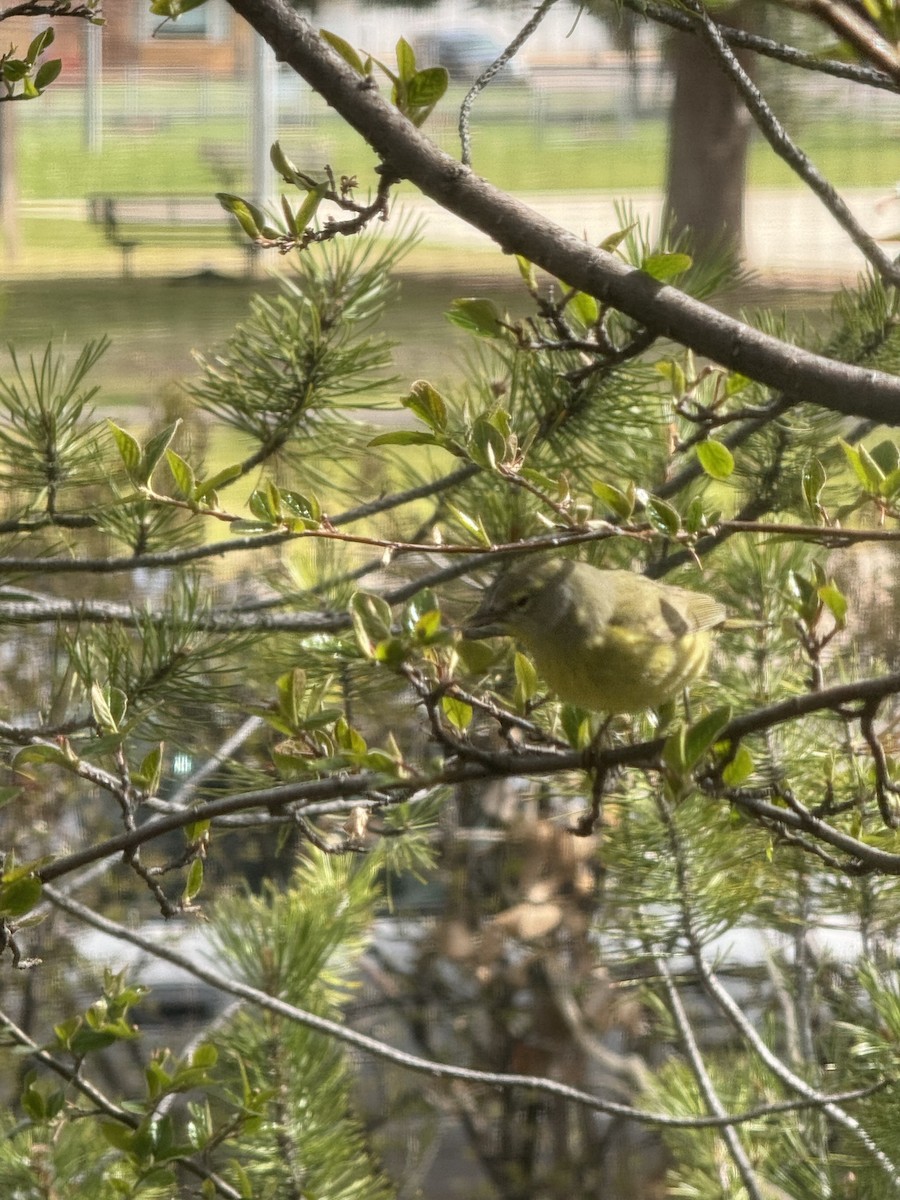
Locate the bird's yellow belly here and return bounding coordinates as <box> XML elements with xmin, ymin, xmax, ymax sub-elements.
<box><xmin>529</xmin><ymin>626</ymin><xmax>711</xmax><ymax>714</ymax></box>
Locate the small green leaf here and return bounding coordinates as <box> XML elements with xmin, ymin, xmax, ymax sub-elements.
<box><xmin>445</xmin><ymin>504</ymin><xmax>491</xmax><ymax>546</ymax></box>
<box><xmin>230</xmin><ymin>519</ymin><xmax>278</xmax><ymax>535</ymax></box>
<box><xmin>396</xmin><ymin>36</ymin><xmax>417</xmax><ymax>82</ymax></box>
<box><xmin>195</xmin><ymin>462</ymin><xmax>242</xmax><ymax>500</ymax></box>
<box><xmin>407</xmin><ymin>66</ymin><xmax>449</xmax><ymax>108</ymax></box>
<box><xmin>591</xmin><ymin>480</ymin><xmax>634</xmax><ymax>520</ymax></box>
<box><xmin>644</xmin><ymin>495</ymin><xmax>682</xmax><ymax>537</ymax></box>
<box><xmin>818</xmin><ymin>582</ymin><xmax>848</xmax><ymax>627</ymax></box>
<box><xmin>568</xmin><ymin>291</ymin><xmax>600</xmax><ymax>328</ymax></box>
<box><xmin>90</xmin><ymin>684</ymin><xmax>119</xmax><ymax>734</ymax></box>
<box><xmin>655</xmin><ymin>359</ymin><xmax>686</xmax><ymax>397</ymax></box>
<box><xmin>183</xmin><ymin>858</ymin><xmax>203</xmax><ymax>903</ymax></box>
<box><xmin>468</xmin><ymin>416</ymin><xmax>508</xmax><ymax>469</ymax></box>
<box><xmin>696</xmin><ymin>439</ymin><xmax>735</xmax><ymax>481</ymax></box>
<box><xmin>641</xmin><ymin>251</ymin><xmax>693</xmax><ymax>282</ymax></box>
<box><xmin>403</xmin><ymin>379</ymin><xmax>448</xmax><ymax>431</ymax></box>
<box><xmin>26</xmin><ymin>28</ymin><xmax>54</xmax><ymax>62</ymax></box>
<box><xmin>136</xmin><ymin>744</ymin><xmax>164</xmax><ymax>793</ymax></box>
<box><xmin>515</xmin><ymin>255</ymin><xmax>537</xmax><ymax>290</ymax></box>
<box><xmin>514</xmin><ymin>651</ymin><xmax>538</xmax><ymax>708</ymax></box>
<box><xmin>0</xmin><ymin>874</ymin><xmax>42</xmax><ymax>918</ymax></box>
<box><xmin>599</xmin><ymin>223</ymin><xmax>637</xmax><ymax>253</ymax></box>
<box><xmin>801</xmin><ymin>457</ymin><xmax>827</xmax><ymax>511</ymax></box>
<box><xmin>447</xmin><ymin>298</ymin><xmax>504</xmax><ymax>338</ymax></box>
<box><xmin>33</xmin><ymin>58</ymin><xmax>62</xmax><ymax>91</ymax></box>
<box><xmin>682</xmin><ymin>706</ymin><xmax>732</xmax><ymax>772</ymax></box>
<box><xmin>293</xmin><ymin>181</ymin><xmax>328</xmax><ymax>231</ymax></box>
<box><xmin>840</xmin><ymin>439</ymin><xmax>883</xmax><ymax>492</ymax></box>
<box><xmin>166</xmin><ymin>450</ymin><xmax>196</xmax><ymax>499</ymax></box>
<box><xmin>368</xmin><ymin>430</ymin><xmax>440</xmax><ymax>448</ymax></box>
<box><xmin>319</xmin><ymin>29</ymin><xmax>366</xmax><ymax>75</ymax></box>
<box><xmin>108</xmin><ymin>421</ymin><xmax>141</xmax><ymax>477</ymax></box>
<box><xmin>442</xmin><ymin>695</ymin><xmax>472</xmax><ymax>731</ymax></box>
<box><xmin>722</xmin><ymin>744</ymin><xmax>754</xmax><ymax>787</ymax></box>
<box><xmin>216</xmin><ymin>193</ymin><xmax>264</xmax><ymax>240</ymax></box>
<box><xmin>350</xmin><ymin>591</ymin><xmax>394</xmax><ymax>657</ymax></box>
<box><xmin>138</xmin><ymin>420</ymin><xmax>180</xmax><ymax>486</ymax></box>
<box><xmin>12</xmin><ymin>743</ymin><xmax>72</xmax><ymax>769</ymax></box>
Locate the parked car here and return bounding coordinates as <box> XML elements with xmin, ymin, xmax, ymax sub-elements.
<box><xmin>420</xmin><ymin>28</ymin><xmax>529</xmax><ymax>83</ymax></box>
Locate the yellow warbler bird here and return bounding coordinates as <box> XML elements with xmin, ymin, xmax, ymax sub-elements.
<box><xmin>466</xmin><ymin>557</ymin><xmax>726</xmax><ymax>714</ymax></box>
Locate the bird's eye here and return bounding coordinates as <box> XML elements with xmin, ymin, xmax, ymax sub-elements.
<box><xmin>510</xmin><ymin>593</ymin><xmax>530</xmax><ymax>610</ymax></box>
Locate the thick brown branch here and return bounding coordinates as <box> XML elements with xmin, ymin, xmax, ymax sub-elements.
<box><xmin>224</xmin><ymin>0</ymin><xmax>900</xmax><ymax>423</ymax></box>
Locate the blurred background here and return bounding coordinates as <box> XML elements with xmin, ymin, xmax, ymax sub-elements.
<box><xmin>0</xmin><ymin>0</ymin><xmax>897</xmax><ymax>410</ymax></box>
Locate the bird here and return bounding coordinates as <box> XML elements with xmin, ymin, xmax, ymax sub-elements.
<box><xmin>465</xmin><ymin>556</ymin><xmax>727</xmax><ymax>715</ymax></box>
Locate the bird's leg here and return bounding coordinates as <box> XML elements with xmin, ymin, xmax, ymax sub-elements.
<box><xmin>574</xmin><ymin>760</ymin><xmax>609</xmax><ymax>837</ymax></box>
<box><xmin>574</xmin><ymin>716</ymin><xmax>613</xmax><ymax>836</ymax></box>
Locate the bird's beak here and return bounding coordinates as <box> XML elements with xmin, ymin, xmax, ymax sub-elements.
<box><xmin>462</xmin><ymin>606</ymin><xmax>506</xmax><ymax>640</ymax></box>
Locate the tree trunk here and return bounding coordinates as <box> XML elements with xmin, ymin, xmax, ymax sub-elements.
<box><xmin>664</xmin><ymin>8</ymin><xmax>756</xmax><ymax>265</ymax></box>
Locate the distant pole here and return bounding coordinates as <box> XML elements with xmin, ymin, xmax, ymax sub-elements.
<box><xmin>84</xmin><ymin>18</ymin><xmax>102</xmax><ymax>154</ymax></box>
<box><xmin>251</xmin><ymin>31</ymin><xmax>276</xmax><ymax>214</ymax></box>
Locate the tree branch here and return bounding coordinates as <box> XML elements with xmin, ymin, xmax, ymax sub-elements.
<box><xmin>224</xmin><ymin>0</ymin><xmax>900</xmax><ymax>424</ymax></box>
<box><xmin>42</xmin><ymin>886</ymin><xmax>891</xmax><ymax>1132</ymax></box>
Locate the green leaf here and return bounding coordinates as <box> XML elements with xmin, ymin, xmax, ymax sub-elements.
<box><xmin>319</xmin><ymin>29</ymin><xmax>366</xmax><ymax>76</ymax></box>
<box><xmin>722</xmin><ymin>743</ymin><xmax>754</xmax><ymax>787</ymax></box>
<box><xmin>216</xmin><ymin>193</ymin><xmax>264</xmax><ymax>240</ymax></box>
<box><xmin>446</xmin><ymin>298</ymin><xmax>504</xmax><ymax>338</ymax></box>
<box><xmin>644</xmin><ymin>495</ymin><xmax>682</xmax><ymax>537</ymax></box>
<box><xmin>403</xmin><ymin>379</ymin><xmax>448</xmax><ymax>431</ymax></box>
<box><xmin>840</xmin><ymin>439</ymin><xmax>883</xmax><ymax>492</ymax></box>
<box><xmin>138</xmin><ymin>420</ymin><xmax>180</xmax><ymax>487</ymax></box>
<box><xmin>696</xmin><ymin>439</ymin><xmax>735</xmax><ymax>481</ymax></box>
<box><xmin>514</xmin><ymin>651</ymin><xmax>538</xmax><ymax>709</ymax></box>
<box><xmin>818</xmin><ymin>582</ymin><xmax>848</xmax><ymax>627</ymax></box>
<box><xmin>407</xmin><ymin>66</ymin><xmax>449</xmax><ymax>108</ymax></box>
<box><xmin>468</xmin><ymin>415</ymin><xmax>508</xmax><ymax>469</ymax></box>
<box><xmin>368</xmin><ymin>430</ymin><xmax>440</xmax><ymax>448</ymax></box>
<box><xmin>350</xmin><ymin>591</ymin><xmax>394</xmax><ymax>657</ymax></box>
<box><xmin>515</xmin><ymin>255</ymin><xmax>537</xmax><ymax>290</ymax></box>
<box><xmin>91</xmin><ymin>683</ymin><xmax>119</xmax><ymax>734</ymax></box>
<box><xmin>682</xmin><ymin>706</ymin><xmax>732</xmax><ymax>772</ymax></box>
<box><xmin>276</xmin><ymin>668</ymin><xmax>306</xmax><ymax>727</ymax></box>
<box><xmin>0</xmin><ymin>874</ymin><xmax>42</xmax><ymax>918</ymax></box>
<box><xmin>599</xmin><ymin>222</ymin><xmax>637</xmax><ymax>252</ymax></box>
<box><xmin>293</xmin><ymin>181</ymin><xmax>328</xmax><ymax>231</ymax></box>
<box><xmin>280</xmin><ymin>490</ymin><xmax>320</xmax><ymax>525</ymax></box>
<box><xmin>33</xmin><ymin>59</ymin><xmax>62</xmax><ymax>91</ymax></box>
<box><xmin>136</xmin><ymin>744</ymin><xmax>164</xmax><ymax>793</ymax></box>
<box><xmin>801</xmin><ymin>457</ymin><xmax>827</xmax><ymax>511</ymax></box>
<box><xmin>183</xmin><ymin>858</ymin><xmax>203</xmax><ymax>903</ymax></box>
<box><xmin>166</xmin><ymin>449</ymin><xmax>196</xmax><ymax>499</ymax></box>
<box><xmin>641</xmin><ymin>251</ymin><xmax>693</xmax><ymax>282</ymax></box>
<box><xmin>12</xmin><ymin>743</ymin><xmax>72</xmax><ymax>769</ymax></box>
<box><xmin>442</xmin><ymin>695</ymin><xmax>472</xmax><ymax>731</ymax></box>
<box><xmin>26</xmin><ymin>28</ymin><xmax>54</xmax><ymax>62</ymax></box>
<box><xmin>396</xmin><ymin>36</ymin><xmax>417</xmax><ymax>82</ymax></box>
<box><xmin>567</xmin><ymin>291</ymin><xmax>600</xmax><ymax>328</ymax></box>
<box><xmin>229</xmin><ymin>519</ymin><xmax>278</xmax><ymax>535</ymax></box>
<box><xmin>591</xmin><ymin>480</ymin><xmax>634</xmax><ymax>520</ymax></box>
<box><xmin>868</xmin><ymin>438</ymin><xmax>900</xmax><ymax>475</ymax></box>
<box><xmin>446</xmin><ymin>504</ymin><xmax>491</xmax><ymax>545</ymax></box>
<box><xmin>249</xmin><ymin>486</ymin><xmax>279</xmax><ymax>523</ymax></box>
<box><xmin>655</xmin><ymin>358</ymin><xmax>686</xmax><ymax>398</ymax></box>
<box><xmin>195</xmin><ymin>462</ymin><xmax>243</xmax><ymax>500</ymax></box>
<box><xmin>108</xmin><ymin>420</ymin><xmax>141</xmax><ymax>477</ymax></box>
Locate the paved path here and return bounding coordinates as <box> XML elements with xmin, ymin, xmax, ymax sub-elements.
<box><xmin>17</xmin><ymin>186</ymin><xmax>899</xmax><ymax>283</ymax></box>
<box><xmin>389</xmin><ymin>187</ymin><xmax>898</xmax><ymax>284</ymax></box>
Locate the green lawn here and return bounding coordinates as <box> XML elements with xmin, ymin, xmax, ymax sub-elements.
<box><xmin>17</xmin><ymin>78</ymin><xmax>900</xmax><ymax>202</ymax></box>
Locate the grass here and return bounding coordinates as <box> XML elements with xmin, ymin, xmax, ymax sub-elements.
<box><xmin>17</xmin><ymin>78</ymin><xmax>900</xmax><ymax>202</ymax></box>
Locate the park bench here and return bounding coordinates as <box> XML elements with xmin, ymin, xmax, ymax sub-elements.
<box><xmin>88</xmin><ymin>193</ymin><xmax>256</xmax><ymax>278</ymax></box>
